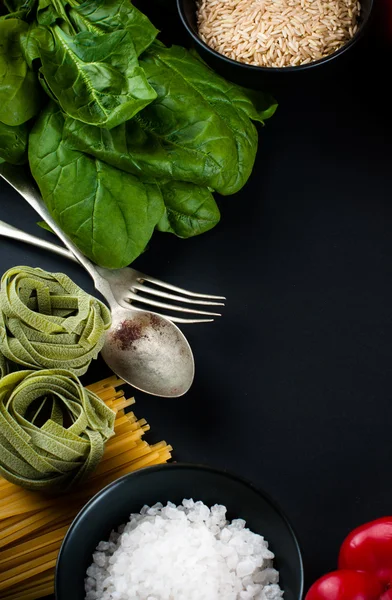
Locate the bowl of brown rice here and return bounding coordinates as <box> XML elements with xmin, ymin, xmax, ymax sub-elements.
<box><xmin>177</xmin><ymin>0</ymin><xmax>373</xmax><ymax>87</ymax></box>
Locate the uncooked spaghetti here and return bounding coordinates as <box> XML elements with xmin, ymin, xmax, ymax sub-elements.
<box><xmin>0</xmin><ymin>375</ymin><xmax>173</xmax><ymax>600</ymax></box>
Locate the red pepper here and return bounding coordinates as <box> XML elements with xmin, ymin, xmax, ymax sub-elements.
<box><xmin>306</xmin><ymin>518</ymin><xmax>392</xmax><ymax>600</ymax></box>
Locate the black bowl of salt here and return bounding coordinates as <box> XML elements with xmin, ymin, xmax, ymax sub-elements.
<box><xmin>56</xmin><ymin>463</ymin><xmax>304</xmax><ymax>600</ymax></box>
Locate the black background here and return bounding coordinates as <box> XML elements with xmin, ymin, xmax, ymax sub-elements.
<box><xmin>1</xmin><ymin>1</ymin><xmax>392</xmax><ymax>598</ymax></box>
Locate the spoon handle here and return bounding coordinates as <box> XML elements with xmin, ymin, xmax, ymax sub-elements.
<box><xmin>0</xmin><ymin>219</ymin><xmax>78</xmax><ymax>262</ymax></box>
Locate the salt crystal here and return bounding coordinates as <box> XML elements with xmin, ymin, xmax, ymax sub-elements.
<box><xmin>84</xmin><ymin>500</ymin><xmax>284</xmax><ymax>600</ymax></box>
<box><xmin>231</xmin><ymin>518</ymin><xmax>246</xmax><ymax>530</ymax></box>
<box><xmin>254</xmin><ymin>568</ymin><xmax>280</xmax><ymax>585</ymax></box>
<box><xmin>220</xmin><ymin>528</ymin><xmax>232</xmax><ymax>543</ymax></box>
<box><xmin>264</xmin><ymin>584</ymin><xmax>284</xmax><ymax>600</ymax></box>
<box><xmin>92</xmin><ymin>552</ymin><xmax>107</xmax><ymax>568</ymax></box>
<box><xmin>237</xmin><ymin>559</ymin><xmax>256</xmax><ymax>577</ymax></box>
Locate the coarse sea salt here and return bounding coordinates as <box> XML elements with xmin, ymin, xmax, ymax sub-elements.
<box><xmin>85</xmin><ymin>499</ymin><xmax>284</xmax><ymax>600</ymax></box>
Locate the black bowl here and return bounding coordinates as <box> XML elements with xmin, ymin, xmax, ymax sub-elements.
<box><xmin>177</xmin><ymin>0</ymin><xmax>374</xmax><ymax>90</ymax></box>
<box><xmin>56</xmin><ymin>463</ymin><xmax>304</xmax><ymax>600</ymax></box>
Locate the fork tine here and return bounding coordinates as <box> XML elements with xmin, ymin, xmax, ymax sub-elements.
<box><xmin>127</xmin><ymin>305</ymin><xmax>215</xmax><ymax>324</ymax></box>
<box><xmin>163</xmin><ymin>317</ymin><xmax>215</xmax><ymax>324</ymax></box>
<box><xmin>132</xmin><ymin>283</ymin><xmax>225</xmax><ymax>307</ymax></box>
<box><xmin>125</xmin><ymin>293</ymin><xmax>222</xmax><ymax>316</ymax></box>
<box><xmin>136</xmin><ymin>273</ymin><xmax>226</xmax><ymax>301</ymax></box>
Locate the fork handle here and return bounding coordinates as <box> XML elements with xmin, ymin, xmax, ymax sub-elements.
<box><xmin>0</xmin><ymin>163</ymin><xmax>96</xmax><ymax>279</ymax></box>
<box><xmin>0</xmin><ymin>219</ymin><xmax>78</xmax><ymax>262</ymax></box>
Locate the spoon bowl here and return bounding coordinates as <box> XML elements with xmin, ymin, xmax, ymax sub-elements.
<box><xmin>101</xmin><ymin>308</ymin><xmax>195</xmax><ymax>397</ymax></box>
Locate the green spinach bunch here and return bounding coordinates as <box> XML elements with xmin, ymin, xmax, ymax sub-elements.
<box><xmin>0</xmin><ymin>0</ymin><xmax>277</xmax><ymax>269</ymax></box>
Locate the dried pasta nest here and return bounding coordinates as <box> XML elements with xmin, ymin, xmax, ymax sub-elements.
<box><xmin>0</xmin><ymin>266</ymin><xmax>111</xmax><ymax>376</ymax></box>
<box><xmin>0</xmin><ymin>369</ymin><xmax>115</xmax><ymax>491</ymax></box>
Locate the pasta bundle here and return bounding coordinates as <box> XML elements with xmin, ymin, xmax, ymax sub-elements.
<box><xmin>0</xmin><ymin>375</ymin><xmax>173</xmax><ymax>600</ymax></box>
<box><xmin>0</xmin><ymin>369</ymin><xmax>115</xmax><ymax>491</ymax></box>
<box><xmin>0</xmin><ymin>266</ymin><xmax>111</xmax><ymax>375</ymax></box>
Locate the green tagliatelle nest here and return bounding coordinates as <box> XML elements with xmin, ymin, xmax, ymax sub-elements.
<box><xmin>0</xmin><ymin>369</ymin><xmax>115</xmax><ymax>490</ymax></box>
<box><xmin>0</xmin><ymin>266</ymin><xmax>111</xmax><ymax>375</ymax></box>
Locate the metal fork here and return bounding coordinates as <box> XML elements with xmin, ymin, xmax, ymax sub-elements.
<box><xmin>0</xmin><ymin>163</ymin><xmax>225</xmax><ymax>324</ymax></box>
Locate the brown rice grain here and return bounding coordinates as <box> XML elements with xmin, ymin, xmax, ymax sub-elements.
<box><xmin>197</xmin><ymin>0</ymin><xmax>360</xmax><ymax>67</ymax></box>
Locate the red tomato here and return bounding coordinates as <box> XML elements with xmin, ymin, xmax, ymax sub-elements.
<box><xmin>306</xmin><ymin>518</ymin><xmax>392</xmax><ymax>600</ymax></box>
<box><xmin>306</xmin><ymin>571</ymin><xmax>384</xmax><ymax>600</ymax></box>
<box><xmin>339</xmin><ymin>518</ymin><xmax>392</xmax><ymax>593</ymax></box>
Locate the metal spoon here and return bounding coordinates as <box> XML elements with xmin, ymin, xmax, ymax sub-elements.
<box><xmin>0</xmin><ymin>163</ymin><xmax>195</xmax><ymax>397</ymax></box>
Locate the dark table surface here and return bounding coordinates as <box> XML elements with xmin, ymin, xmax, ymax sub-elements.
<box><xmin>1</xmin><ymin>2</ymin><xmax>392</xmax><ymax>598</ymax></box>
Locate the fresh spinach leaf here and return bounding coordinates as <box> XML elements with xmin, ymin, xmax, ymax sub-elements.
<box><xmin>0</xmin><ymin>19</ymin><xmax>41</xmax><ymax>126</ymax></box>
<box><xmin>188</xmin><ymin>49</ymin><xmax>278</xmax><ymax>123</ymax></box>
<box><xmin>63</xmin><ymin>115</ymin><xmax>226</xmax><ymax>191</ymax></box>
<box><xmin>70</xmin><ymin>0</ymin><xmax>158</xmax><ymax>56</ymax></box>
<box><xmin>37</xmin><ymin>220</ymin><xmax>54</xmax><ymax>232</ymax></box>
<box><xmin>64</xmin><ymin>44</ymin><xmax>276</xmax><ymax>194</ymax></box>
<box><xmin>36</xmin><ymin>0</ymin><xmax>71</xmax><ymax>28</ymax></box>
<box><xmin>19</xmin><ymin>21</ymin><xmax>47</xmax><ymax>68</ymax></box>
<box><xmin>63</xmin><ymin>118</ymin><xmax>221</xmax><ymax>238</ymax></box>
<box><xmin>29</xmin><ymin>103</ymin><xmax>165</xmax><ymax>268</ymax></box>
<box><xmin>64</xmin><ymin>118</ymin><xmax>221</xmax><ymax>238</ymax></box>
<box><xmin>157</xmin><ymin>181</ymin><xmax>220</xmax><ymax>238</ymax></box>
<box><xmin>0</xmin><ymin>120</ymin><xmax>28</xmax><ymax>164</ymax></box>
<box><xmin>36</xmin><ymin>25</ymin><xmax>157</xmax><ymax>128</ymax></box>
<box><xmin>141</xmin><ymin>44</ymin><xmax>276</xmax><ymax>195</ymax></box>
